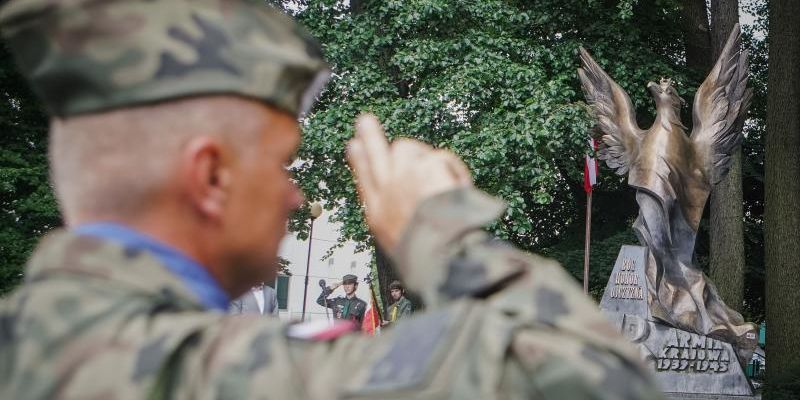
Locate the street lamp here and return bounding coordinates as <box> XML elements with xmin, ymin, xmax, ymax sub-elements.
<box><xmin>300</xmin><ymin>202</ymin><xmax>323</xmax><ymax>321</ymax></box>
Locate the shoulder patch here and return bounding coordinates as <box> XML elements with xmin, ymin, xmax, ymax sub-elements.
<box><xmin>286</xmin><ymin>320</ymin><xmax>355</xmax><ymax>341</ymax></box>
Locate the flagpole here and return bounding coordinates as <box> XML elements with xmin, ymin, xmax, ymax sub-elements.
<box><xmin>300</xmin><ymin>203</ymin><xmax>322</xmax><ymax>322</ymax></box>
<box><xmin>584</xmin><ymin>191</ymin><xmax>592</xmax><ymax>295</ymax></box>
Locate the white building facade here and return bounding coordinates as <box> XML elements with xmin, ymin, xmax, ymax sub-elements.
<box><xmin>273</xmin><ymin>210</ymin><xmax>374</xmax><ymax>323</ymax></box>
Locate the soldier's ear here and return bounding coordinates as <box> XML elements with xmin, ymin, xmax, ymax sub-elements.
<box><xmin>181</xmin><ymin>136</ymin><xmax>231</xmax><ymax>221</ymax></box>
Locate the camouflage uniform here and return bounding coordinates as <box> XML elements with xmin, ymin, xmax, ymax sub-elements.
<box><xmin>0</xmin><ymin>189</ymin><xmax>663</xmax><ymax>399</ymax></box>
<box><xmin>0</xmin><ymin>0</ymin><xmax>664</xmax><ymax>398</ymax></box>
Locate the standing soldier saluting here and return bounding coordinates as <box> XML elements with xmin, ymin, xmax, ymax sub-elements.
<box><xmin>317</xmin><ymin>274</ymin><xmax>367</xmax><ymax>325</ymax></box>
<box><xmin>0</xmin><ymin>0</ymin><xmax>664</xmax><ymax>399</ymax></box>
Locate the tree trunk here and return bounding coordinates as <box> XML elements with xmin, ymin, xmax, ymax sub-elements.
<box><xmin>373</xmin><ymin>245</ymin><xmax>398</xmax><ymax>312</ymax></box>
<box><xmin>680</xmin><ymin>0</ymin><xmax>746</xmax><ymax>310</ymax></box>
<box><xmin>681</xmin><ymin>0</ymin><xmax>712</xmax><ymax>71</ymax></box>
<box><xmin>765</xmin><ymin>0</ymin><xmax>800</xmax><ymax>394</ymax></box>
<box><xmin>708</xmin><ymin>0</ymin><xmax>746</xmax><ymax>313</ymax></box>
<box><xmin>349</xmin><ymin>0</ymin><xmax>364</xmax><ymax>15</ymax></box>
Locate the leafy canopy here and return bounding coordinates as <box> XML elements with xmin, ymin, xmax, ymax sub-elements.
<box><xmin>289</xmin><ymin>0</ymin><xmax>688</xmax><ymax>253</ymax></box>
<box><xmin>0</xmin><ymin>43</ymin><xmax>60</xmax><ymax>296</ymax></box>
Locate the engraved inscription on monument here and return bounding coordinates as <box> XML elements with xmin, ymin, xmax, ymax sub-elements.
<box><xmin>599</xmin><ymin>246</ymin><xmax>650</xmax><ymax>320</ymax></box>
<box><xmin>609</xmin><ymin>257</ymin><xmax>644</xmax><ymax>300</ymax></box>
<box><xmin>656</xmin><ymin>331</ymin><xmax>731</xmax><ymax>373</ymax></box>
<box><xmin>601</xmin><ymin>248</ymin><xmax>754</xmax><ymax>396</ymax></box>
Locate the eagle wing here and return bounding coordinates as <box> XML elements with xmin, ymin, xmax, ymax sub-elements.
<box><xmin>578</xmin><ymin>48</ymin><xmax>644</xmax><ymax>176</ymax></box>
<box><xmin>690</xmin><ymin>24</ymin><xmax>752</xmax><ymax>184</ymax></box>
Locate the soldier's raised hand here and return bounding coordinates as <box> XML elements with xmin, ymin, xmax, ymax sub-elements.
<box><xmin>346</xmin><ymin>114</ymin><xmax>472</xmax><ymax>252</ymax></box>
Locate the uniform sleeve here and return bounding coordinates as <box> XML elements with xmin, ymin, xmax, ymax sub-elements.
<box><xmin>356</xmin><ymin>300</ymin><xmax>366</xmax><ymax>323</ymax></box>
<box><xmin>403</xmin><ymin>188</ymin><xmax>662</xmax><ymax>398</ymax></box>
<box><xmin>398</xmin><ymin>300</ymin><xmax>413</xmax><ymax>319</ymax></box>
<box><xmin>316</xmin><ymin>287</ymin><xmax>334</xmax><ymax>309</ymax></box>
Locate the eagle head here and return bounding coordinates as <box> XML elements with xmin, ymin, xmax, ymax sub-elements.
<box><xmin>647</xmin><ymin>77</ymin><xmax>685</xmax><ymax>110</ymax></box>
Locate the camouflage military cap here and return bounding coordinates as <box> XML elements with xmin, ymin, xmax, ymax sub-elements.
<box><xmin>342</xmin><ymin>274</ymin><xmax>358</xmax><ymax>284</ymax></box>
<box><xmin>0</xmin><ymin>0</ymin><xmax>329</xmax><ymax>117</ymax></box>
<box><xmin>388</xmin><ymin>280</ymin><xmax>403</xmax><ymax>291</ymax></box>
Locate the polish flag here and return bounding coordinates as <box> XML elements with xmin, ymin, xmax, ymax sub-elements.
<box><xmin>584</xmin><ymin>138</ymin><xmax>599</xmax><ymax>193</ymax></box>
<box><xmin>362</xmin><ymin>300</ymin><xmax>381</xmax><ymax>335</ymax></box>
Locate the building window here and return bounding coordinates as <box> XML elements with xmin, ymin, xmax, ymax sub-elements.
<box><xmin>276</xmin><ymin>275</ymin><xmax>290</xmax><ymax>310</ymax></box>
<box><xmin>328</xmin><ymin>258</ymin><xmax>335</xmax><ymax>267</ymax></box>
<box><xmin>350</xmin><ymin>261</ymin><xmax>357</xmax><ymax>270</ymax></box>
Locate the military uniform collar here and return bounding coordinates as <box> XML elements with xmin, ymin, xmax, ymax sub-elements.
<box><xmin>392</xmin><ymin>296</ymin><xmax>409</xmax><ymax>305</ymax></box>
<box><xmin>26</xmin><ymin>229</ymin><xmax>209</xmax><ymax>311</ymax></box>
<box><xmin>72</xmin><ymin>223</ymin><xmax>229</xmax><ymax>311</ymax></box>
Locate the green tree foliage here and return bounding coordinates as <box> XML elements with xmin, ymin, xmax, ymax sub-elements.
<box><xmin>286</xmin><ymin>0</ymin><xmax>698</xmax><ymax>292</ymax></box>
<box><xmin>0</xmin><ymin>43</ymin><xmax>61</xmax><ymax>296</ymax></box>
<box><xmin>285</xmin><ymin>0</ymin><xmax>769</xmax><ymax>313</ymax></box>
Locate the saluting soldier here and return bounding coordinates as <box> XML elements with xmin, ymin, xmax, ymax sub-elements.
<box><xmin>384</xmin><ymin>280</ymin><xmax>414</xmax><ymax>325</ymax></box>
<box><xmin>317</xmin><ymin>274</ymin><xmax>367</xmax><ymax>325</ymax></box>
<box><xmin>0</xmin><ymin>0</ymin><xmax>664</xmax><ymax>399</ymax></box>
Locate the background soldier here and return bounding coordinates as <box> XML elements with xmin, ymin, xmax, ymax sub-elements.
<box><xmin>317</xmin><ymin>274</ymin><xmax>367</xmax><ymax>325</ymax></box>
<box><xmin>384</xmin><ymin>280</ymin><xmax>414</xmax><ymax>325</ymax></box>
<box><xmin>0</xmin><ymin>0</ymin><xmax>663</xmax><ymax>399</ymax></box>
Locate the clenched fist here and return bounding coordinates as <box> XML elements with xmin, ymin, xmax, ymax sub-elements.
<box><xmin>346</xmin><ymin>114</ymin><xmax>473</xmax><ymax>251</ymax></box>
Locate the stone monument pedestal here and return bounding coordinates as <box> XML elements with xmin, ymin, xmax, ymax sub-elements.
<box><xmin>600</xmin><ymin>246</ymin><xmax>755</xmax><ymax>397</ymax></box>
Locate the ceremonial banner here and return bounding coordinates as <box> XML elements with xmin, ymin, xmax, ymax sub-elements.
<box><xmin>584</xmin><ymin>138</ymin><xmax>598</xmax><ymax>193</ymax></box>
<box><xmin>362</xmin><ymin>299</ymin><xmax>381</xmax><ymax>335</ymax></box>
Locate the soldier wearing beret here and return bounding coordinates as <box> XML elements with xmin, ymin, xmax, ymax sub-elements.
<box><xmin>317</xmin><ymin>274</ymin><xmax>367</xmax><ymax>325</ymax></box>
<box><xmin>0</xmin><ymin>0</ymin><xmax>663</xmax><ymax>399</ymax></box>
<box><xmin>384</xmin><ymin>280</ymin><xmax>414</xmax><ymax>325</ymax></box>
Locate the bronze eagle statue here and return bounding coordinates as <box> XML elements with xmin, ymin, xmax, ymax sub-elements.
<box><xmin>578</xmin><ymin>24</ymin><xmax>757</xmax><ymax>361</ymax></box>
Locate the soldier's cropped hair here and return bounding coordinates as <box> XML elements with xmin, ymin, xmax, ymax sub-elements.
<box><xmin>49</xmin><ymin>96</ymin><xmax>266</xmax><ymax>223</ymax></box>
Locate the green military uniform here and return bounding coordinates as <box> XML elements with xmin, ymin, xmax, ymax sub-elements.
<box><xmin>386</xmin><ymin>281</ymin><xmax>414</xmax><ymax>323</ymax></box>
<box><xmin>387</xmin><ymin>296</ymin><xmax>413</xmax><ymax>322</ymax></box>
<box><xmin>0</xmin><ymin>0</ymin><xmax>664</xmax><ymax>398</ymax></box>
<box><xmin>317</xmin><ymin>275</ymin><xmax>367</xmax><ymax>325</ymax></box>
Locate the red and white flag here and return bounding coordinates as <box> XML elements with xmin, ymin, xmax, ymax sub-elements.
<box><xmin>584</xmin><ymin>138</ymin><xmax>599</xmax><ymax>193</ymax></box>
<box><xmin>361</xmin><ymin>299</ymin><xmax>381</xmax><ymax>335</ymax></box>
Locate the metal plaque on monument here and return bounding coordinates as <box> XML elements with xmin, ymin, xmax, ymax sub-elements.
<box><xmin>579</xmin><ymin>25</ymin><xmax>759</xmax><ymax>398</ymax></box>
